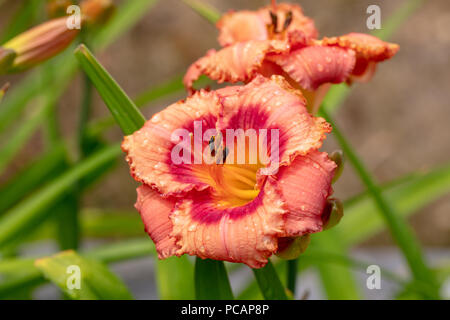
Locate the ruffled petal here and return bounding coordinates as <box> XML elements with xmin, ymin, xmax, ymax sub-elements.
<box><xmin>218</xmin><ymin>75</ymin><xmax>331</xmax><ymax>171</ymax></box>
<box><xmin>216</xmin><ymin>3</ymin><xmax>318</xmax><ymax>46</ymax></box>
<box><xmin>270</xmin><ymin>45</ymin><xmax>356</xmax><ymax>91</ymax></box>
<box><xmin>183</xmin><ymin>40</ymin><xmax>289</xmax><ymax>92</ymax></box>
<box><xmin>275</xmin><ymin>151</ymin><xmax>337</xmax><ymax>237</ymax></box>
<box><xmin>170</xmin><ymin>180</ymin><xmax>286</xmax><ymax>268</ymax></box>
<box><xmin>217</xmin><ymin>11</ymin><xmax>269</xmax><ymax>46</ymax></box>
<box><xmin>122</xmin><ymin>90</ymin><xmax>221</xmax><ymax>196</ymax></box>
<box><xmin>135</xmin><ymin>185</ymin><xmax>179</xmax><ymax>258</ymax></box>
<box><xmin>318</xmin><ymin>33</ymin><xmax>399</xmax><ymax>82</ymax></box>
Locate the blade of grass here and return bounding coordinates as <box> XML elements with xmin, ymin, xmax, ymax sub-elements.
<box><xmin>80</xmin><ymin>208</ymin><xmax>144</xmax><ymax>238</ymax></box>
<box><xmin>339</xmin><ymin>163</ymin><xmax>450</xmax><ymax>247</ymax></box>
<box><xmin>93</xmin><ymin>0</ymin><xmax>159</xmax><ymax>51</ymax></box>
<box><xmin>181</xmin><ymin>0</ymin><xmax>221</xmax><ymax>24</ymax></box>
<box><xmin>35</xmin><ymin>250</ymin><xmax>133</xmax><ymax>300</ymax></box>
<box><xmin>311</xmin><ymin>230</ymin><xmax>362</xmax><ymax>300</ymax></box>
<box><xmin>0</xmin><ymin>99</ymin><xmax>48</xmax><ymax>174</ymax></box>
<box><xmin>85</xmin><ymin>238</ymin><xmax>155</xmax><ymax>263</ymax></box>
<box><xmin>0</xmin><ymin>61</ymin><xmax>61</xmax><ymax>133</ymax></box>
<box><xmin>157</xmin><ymin>257</ymin><xmax>195</xmax><ymax>300</ymax></box>
<box><xmin>0</xmin><ymin>238</ymin><xmax>154</xmax><ymax>298</ymax></box>
<box><xmin>0</xmin><ymin>144</ymin><xmax>121</xmax><ymax>249</ymax></box>
<box><xmin>286</xmin><ymin>259</ymin><xmax>298</xmax><ymax>296</ymax></box>
<box><xmin>74</xmin><ymin>44</ymin><xmax>145</xmax><ymax>135</ymax></box>
<box><xmin>85</xmin><ymin>75</ymin><xmax>211</xmax><ymax>138</ymax></box>
<box><xmin>372</xmin><ymin>0</ymin><xmax>423</xmax><ymax>40</ymax></box>
<box><xmin>0</xmin><ymin>145</ymin><xmax>66</xmax><ymax>213</ymax></box>
<box><xmin>54</xmin><ymin>194</ymin><xmax>80</xmax><ymax>250</ymax></box>
<box><xmin>195</xmin><ymin>258</ymin><xmax>234</xmax><ymax>299</ymax></box>
<box><xmin>252</xmin><ymin>260</ymin><xmax>288</xmax><ymax>300</ymax></box>
<box><xmin>319</xmin><ymin>108</ymin><xmax>439</xmax><ymax>299</ymax></box>
<box><xmin>0</xmin><ymin>75</ymin><xmax>70</xmax><ymax>175</ymax></box>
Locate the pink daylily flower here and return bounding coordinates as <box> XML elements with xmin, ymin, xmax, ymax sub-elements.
<box><xmin>122</xmin><ymin>76</ymin><xmax>336</xmax><ymax>268</ymax></box>
<box><xmin>184</xmin><ymin>2</ymin><xmax>399</xmax><ymax>112</ymax></box>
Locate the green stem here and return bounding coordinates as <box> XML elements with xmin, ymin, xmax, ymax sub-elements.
<box><xmin>78</xmin><ymin>73</ymin><xmax>94</xmax><ymax>156</ymax></box>
<box><xmin>286</xmin><ymin>259</ymin><xmax>298</xmax><ymax>296</ymax></box>
<box><xmin>252</xmin><ymin>260</ymin><xmax>288</xmax><ymax>300</ymax></box>
<box><xmin>195</xmin><ymin>258</ymin><xmax>234</xmax><ymax>300</ymax></box>
<box><xmin>319</xmin><ymin>108</ymin><xmax>439</xmax><ymax>299</ymax></box>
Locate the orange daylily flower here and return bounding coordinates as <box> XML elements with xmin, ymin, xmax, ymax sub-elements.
<box><xmin>122</xmin><ymin>76</ymin><xmax>337</xmax><ymax>268</ymax></box>
<box><xmin>184</xmin><ymin>2</ymin><xmax>399</xmax><ymax>112</ymax></box>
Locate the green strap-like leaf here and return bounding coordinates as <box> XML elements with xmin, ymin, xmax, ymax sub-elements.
<box><xmin>320</xmin><ymin>108</ymin><xmax>440</xmax><ymax>299</ymax></box>
<box><xmin>252</xmin><ymin>260</ymin><xmax>288</xmax><ymax>300</ymax></box>
<box><xmin>195</xmin><ymin>258</ymin><xmax>234</xmax><ymax>300</ymax></box>
<box><xmin>0</xmin><ymin>238</ymin><xmax>154</xmax><ymax>298</ymax></box>
<box><xmin>339</xmin><ymin>163</ymin><xmax>450</xmax><ymax>247</ymax></box>
<box><xmin>0</xmin><ymin>146</ymin><xmax>66</xmax><ymax>214</ymax></box>
<box><xmin>75</xmin><ymin>45</ymin><xmax>145</xmax><ymax>135</ymax></box>
<box><xmin>35</xmin><ymin>250</ymin><xmax>133</xmax><ymax>300</ymax></box>
<box><xmin>0</xmin><ymin>144</ymin><xmax>121</xmax><ymax>249</ymax></box>
<box><xmin>181</xmin><ymin>0</ymin><xmax>221</xmax><ymax>24</ymax></box>
<box><xmin>156</xmin><ymin>256</ymin><xmax>195</xmax><ymax>300</ymax></box>
<box><xmin>311</xmin><ymin>231</ymin><xmax>361</xmax><ymax>300</ymax></box>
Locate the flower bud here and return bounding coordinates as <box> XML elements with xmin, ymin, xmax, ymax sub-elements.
<box><xmin>321</xmin><ymin>198</ymin><xmax>343</xmax><ymax>230</ymax></box>
<box><xmin>2</xmin><ymin>17</ymin><xmax>79</xmax><ymax>72</ymax></box>
<box><xmin>0</xmin><ymin>48</ymin><xmax>16</xmax><ymax>74</ymax></box>
<box><xmin>276</xmin><ymin>234</ymin><xmax>311</xmax><ymax>260</ymax></box>
<box><xmin>81</xmin><ymin>0</ymin><xmax>115</xmax><ymax>26</ymax></box>
<box><xmin>329</xmin><ymin>150</ymin><xmax>344</xmax><ymax>183</ymax></box>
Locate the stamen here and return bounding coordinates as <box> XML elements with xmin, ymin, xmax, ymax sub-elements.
<box><xmin>222</xmin><ymin>183</ymin><xmax>260</xmax><ymax>200</ymax></box>
<box><xmin>269</xmin><ymin>11</ymin><xmax>278</xmax><ymax>33</ymax></box>
<box><xmin>283</xmin><ymin>11</ymin><xmax>293</xmax><ymax>30</ymax></box>
<box><xmin>226</xmin><ymin>165</ymin><xmax>259</xmax><ymax>180</ymax></box>
<box><xmin>225</xmin><ymin>167</ymin><xmax>256</xmax><ymax>188</ymax></box>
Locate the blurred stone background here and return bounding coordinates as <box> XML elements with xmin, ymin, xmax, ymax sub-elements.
<box><xmin>0</xmin><ymin>0</ymin><xmax>449</xmax><ymax>261</ymax></box>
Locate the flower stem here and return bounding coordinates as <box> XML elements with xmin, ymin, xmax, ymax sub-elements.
<box><xmin>286</xmin><ymin>258</ymin><xmax>298</xmax><ymax>296</ymax></box>
<box><xmin>319</xmin><ymin>108</ymin><xmax>440</xmax><ymax>299</ymax></box>
<box><xmin>252</xmin><ymin>260</ymin><xmax>288</xmax><ymax>300</ymax></box>
<box><xmin>195</xmin><ymin>258</ymin><xmax>234</xmax><ymax>300</ymax></box>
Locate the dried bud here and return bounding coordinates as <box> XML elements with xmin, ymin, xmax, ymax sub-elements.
<box><xmin>276</xmin><ymin>234</ymin><xmax>311</xmax><ymax>260</ymax></box>
<box><xmin>0</xmin><ymin>48</ymin><xmax>17</xmax><ymax>74</ymax></box>
<box><xmin>47</xmin><ymin>0</ymin><xmax>75</xmax><ymax>18</ymax></box>
<box><xmin>322</xmin><ymin>198</ymin><xmax>343</xmax><ymax>231</ymax></box>
<box><xmin>2</xmin><ymin>17</ymin><xmax>79</xmax><ymax>72</ymax></box>
<box><xmin>329</xmin><ymin>150</ymin><xmax>344</xmax><ymax>183</ymax></box>
<box><xmin>81</xmin><ymin>0</ymin><xmax>115</xmax><ymax>26</ymax></box>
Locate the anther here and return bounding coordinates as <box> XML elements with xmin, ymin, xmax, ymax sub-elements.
<box><xmin>283</xmin><ymin>11</ymin><xmax>293</xmax><ymax>31</ymax></box>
